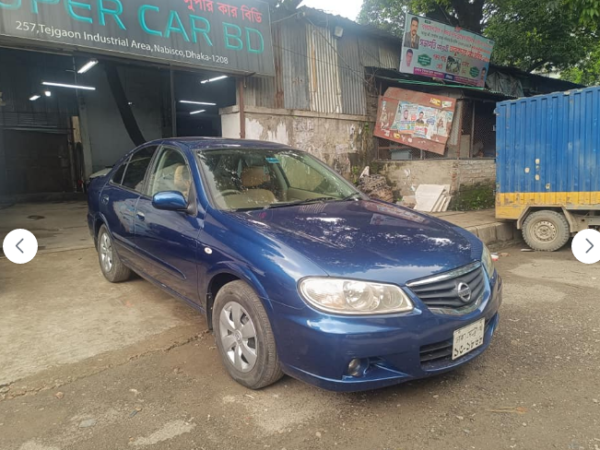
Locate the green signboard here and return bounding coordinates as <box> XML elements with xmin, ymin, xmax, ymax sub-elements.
<box><xmin>0</xmin><ymin>0</ymin><xmax>275</xmax><ymax>75</ymax></box>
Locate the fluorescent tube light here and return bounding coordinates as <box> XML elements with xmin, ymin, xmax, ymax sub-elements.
<box><xmin>190</xmin><ymin>109</ymin><xmax>206</xmax><ymax>115</ymax></box>
<box><xmin>42</xmin><ymin>82</ymin><xmax>96</xmax><ymax>91</ymax></box>
<box><xmin>200</xmin><ymin>75</ymin><xmax>227</xmax><ymax>84</ymax></box>
<box><xmin>29</xmin><ymin>95</ymin><xmax>41</xmax><ymax>101</ymax></box>
<box><xmin>77</xmin><ymin>59</ymin><xmax>98</xmax><ymax>74</ymax></box>
<box><xmin>180</xmin><ymin>100</ymin><xmax>217</xmax><ymax>106</ymax></box>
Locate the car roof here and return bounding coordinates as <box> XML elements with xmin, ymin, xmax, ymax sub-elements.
<box><xmin>147</xmin><ymin>137</ymin><xmax>296</xmax><ymax>152</ymax></box>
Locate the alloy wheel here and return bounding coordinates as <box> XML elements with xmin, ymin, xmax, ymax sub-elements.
<box><xmin>100</xmin><ymin>232</ymin><xmax>113</xmax><ymax>273</ymax></box>
<box><xmin>219</xmin><ymin>301</ymin><xmax>258</xmax><ymax>372</ymax></box>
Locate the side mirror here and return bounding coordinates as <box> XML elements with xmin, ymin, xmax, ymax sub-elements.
<box><xmin>152</xmin><ymin>191</ymin><xmax>188</xmax><ymax>212</ymax></box>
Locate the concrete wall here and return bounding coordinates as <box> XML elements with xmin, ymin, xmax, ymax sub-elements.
<box><xmin>379</xmin><ymin>159</ymin><xmax>496</xmax><ymax>198</ymax></box>
<box><xmin>80</xmin><ymin>65</ymin><xmax>164</xmax><ymax>173</ymax></box>
<box><xmin>221</xmin><ymin>106</ymin><xmax>374</xmax><ymax>179</ymax></box>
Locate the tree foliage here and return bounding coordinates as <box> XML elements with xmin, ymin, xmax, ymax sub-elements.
<box><xmin>486</xmin><ymin>0</ymin><xmax>595</xmax><ymax>72</ymax></box>
<box><xmin>358</xmin><ymin>0</ymin><xmax>599</xmax><ymax>80</ymax></box>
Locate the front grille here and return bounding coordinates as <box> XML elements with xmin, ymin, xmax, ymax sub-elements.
<box><xmin>407</xmin><ymin>263</ymin><xmax>485</xmax><ymax>310</ymax></box>
<box><xmin>419</xmin><ymin>339</ymin><xmax>453</xmax><ymax>364</ymax></box>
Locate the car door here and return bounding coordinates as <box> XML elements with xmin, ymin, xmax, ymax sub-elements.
<box><xmin>99</xmin><ymin>146</ymin><xmax>157</xmax><ymax>267</ymax></box>
<box><xmin>133</xmin><ymin>145</ymin><xmax>202</xmax><ymax>302</ymax></box>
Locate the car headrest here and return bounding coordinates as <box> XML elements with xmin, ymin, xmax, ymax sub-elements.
<box><xmin>174</xmin><ymin>165</ymin><xmax>191</xmax><ymax>193</ymax></box>
<box><xmin>241</xmin><ymin>166</ymin><xmax>269</xmax><ymax>188</ymax></box>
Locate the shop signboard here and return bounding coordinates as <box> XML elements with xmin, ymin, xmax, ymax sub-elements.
<box><xmin>0</xmin><ymin>0</ymin><xmax>275</xmax><ymax>75</ymax></box>
<box><xmin>400</xmin><ymin>13</ymin><xmax>494</xmax><ymax>87</ymax></box>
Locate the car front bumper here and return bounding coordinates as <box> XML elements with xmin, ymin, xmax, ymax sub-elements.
<box><xmin>272</xmin><ymin>273</ymin><xmax>503</xmax><ymax>392</ymax></box>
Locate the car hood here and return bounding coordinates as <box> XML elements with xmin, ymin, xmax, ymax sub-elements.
<box><xmin>239</xmin><ymin>200</ymin><xmax>483</xmax><ymax>285</ymax></box>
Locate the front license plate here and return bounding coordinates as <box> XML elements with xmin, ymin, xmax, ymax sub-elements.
<box><xmin>452</xmin><ymin>318</ymin><xmax>485</xmax><ymax>360</ymax></box>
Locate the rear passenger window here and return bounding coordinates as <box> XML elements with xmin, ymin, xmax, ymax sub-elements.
<box><xmin>122</xmin><ymin>147</ymin><xmax>157</xmax><ymax>192</ymax></box>
<box><xmin>111</xmin><ymin>159</ymin><xmax>128</xmax><ymax>185</ymax></box>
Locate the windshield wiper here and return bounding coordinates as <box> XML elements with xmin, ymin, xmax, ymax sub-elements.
<box><xmin>265</xmin><ymin>197</ymin><xmax>336</xmax><ymax>209</ymax></box>
<box><xmin>340</xmin><ymin>192</ymin><xmax>362</xmax><ymax>201</ymax></box>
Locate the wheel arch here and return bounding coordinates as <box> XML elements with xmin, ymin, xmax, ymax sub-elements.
<box><xmin>516</xmin><ymin>206</ymin><xmax>565</xmax><ymax>230</ymax></box>
<box><xmin>93</xmin><ymin>213</ymin><xmax>111</xmax><ymax>247</ymax></box>
<box><xmin>204</xmin><ymin>266</ymin><xmax>271</xmax><ymax>330</ymax></box>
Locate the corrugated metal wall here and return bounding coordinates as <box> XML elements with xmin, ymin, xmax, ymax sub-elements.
<box><xmin>244</xmin><ymin>18</ymin><xmax>399</xmax><ymax>116</ymax></box>
<box><xmin>337</xmin><ymin>35</ymin><xmax>367</xmax><ymax>116</ymax></box>
<box><xmin>306</xmin><ymin>22</ymin><xmax>342</xmax><ymax>114</ymax></box>
<box><xmin>496</xmin><ymin>87</ymin><xmax>600</xmax><ymax>195</ymax></box>
<box><xmin>379</xmin><ymin>42</ymin><xmax>401</xmax><ymax>70</ymax></box>
<box><xmin>280</xmin><ymin>21</ymin><xmax>310</xmax><ymax>110</ymax></box>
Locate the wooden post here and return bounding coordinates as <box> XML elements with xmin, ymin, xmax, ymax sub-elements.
<box><xmin>470</xmin><ymin>101</ymin><xmax>476</xmax><ymax>158</ymax></box>
<box><xmin>170</xmin><ymin>67</ymin><xmax>177</xmax><ymax>137</ymax></box>
<box><xmin>237</xmin><ymin>77</ymin><xmax>245</xmax><ymax>139</ymax></box>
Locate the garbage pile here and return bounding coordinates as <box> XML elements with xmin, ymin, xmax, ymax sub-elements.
<box><xmin>358</xmin><ymin>174</ymin><xmax>394</xmax><ymax>203</ymax></box>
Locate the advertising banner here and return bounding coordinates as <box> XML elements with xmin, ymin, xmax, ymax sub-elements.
<box><xmin>0</xmin><ymin>0</ymin><xmax>275</xmax><ymax>75</ymax></box>
<box><xmin>400</xmin><ymin>14</ymin><xmax>494</xmax><ymax>87</ymax></box>
<box><xmin>374</xmin><ymin>87</ymin><xmax>456</xmax><ymax>155</ymax></box>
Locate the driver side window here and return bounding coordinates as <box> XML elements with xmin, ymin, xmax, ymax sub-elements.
<box><xmin>148</xmin><ymin>148</ymin><xmax>192</xmax><ymax>201</ymax></box>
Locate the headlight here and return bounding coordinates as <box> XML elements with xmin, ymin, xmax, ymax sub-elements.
<box><xmin>299</xmin><ymin>278</ymin><xmax>414</xmax><ymax>315</ymax></box>
<box><xmin>481</xmin><ymin>245</ymin><xmax>495</xmax><ymax>279</ymax></box>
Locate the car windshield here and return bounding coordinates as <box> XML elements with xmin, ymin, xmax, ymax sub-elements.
<box><xmin>196</xmin><ymin>148</ymin><xmax>360</xmax><ymax>211</ymax></box>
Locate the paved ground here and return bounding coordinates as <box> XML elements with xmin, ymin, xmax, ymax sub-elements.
<box><xmin>0</xmin><ymin>202</ymin><xmax>93</xmax><ymax>253</ymax></box>
<box><xmin>1</xmin><ymin>203</ymin><xmax>599</xmax><ymax>450</ymax></box>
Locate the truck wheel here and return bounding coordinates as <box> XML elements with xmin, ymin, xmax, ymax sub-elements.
<box><xmin>522</xmin><ymin>210</ymin><xmax>570</xmax><ymax>251</ymax></box>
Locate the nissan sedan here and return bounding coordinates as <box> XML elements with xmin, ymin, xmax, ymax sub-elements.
<box><xmin>87</xmin><ymin>138</ymin><xmax>502</xmax><ymax>391</ymax></box>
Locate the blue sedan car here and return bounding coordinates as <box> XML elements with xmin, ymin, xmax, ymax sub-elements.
<box><xmin>87</xmin><ymin>138</ymin><xmax>502</xmax><ymax>391</ymax></box>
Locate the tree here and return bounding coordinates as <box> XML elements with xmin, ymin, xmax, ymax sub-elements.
<box><xmin>486</xmin><ymin>0</ymin><xmax>595</xmax><ymax>72</ymax></box>
<box><xmin>358</xmin><ymin>0</ymin><xmax>597</xmax><ymax>74</ymax></box>
<box><xmin>567</xmin><ymin>0</ymin><xmax>600</xmax><ymax>25</ymax></box>
<box><xmin>358</xmin><ymin>0</ymin><xmax>487</xmax><ymax>36</ymax></box>
<box><xmin>561</xmin><ymin>43</ymin><xmax>600</xmax><ymax>84</ymax></box>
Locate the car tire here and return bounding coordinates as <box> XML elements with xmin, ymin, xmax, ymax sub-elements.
<box><xmin>212</xmin><ymin>280</ymin><xmax>284</xmax><ymax>389</ymax></box>
<box><xmin>522</xmin><ymin>210</ymin><xmax>571</xmax><ymax>252</ymax></box>
<box><xmin>97</xmin><ymin>225</ymin><xmax>131</xmax><ymax>282</ymax></box>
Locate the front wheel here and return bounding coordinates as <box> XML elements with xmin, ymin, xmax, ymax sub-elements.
<box><xmin>97</xmin><ymin>225</ymin><xmax>131</xmax><ymax>282</ymax></box>
<box><xmin>212</xmin><ymin>280</ymin><xmax>284</xmax><ymax>389</ymax></box>
<box><xmin>522</xmin><ymin>210</ymin><xmax>571</xmax><ymax>252</ymax></box>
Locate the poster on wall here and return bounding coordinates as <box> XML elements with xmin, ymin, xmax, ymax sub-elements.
<box><xmin>374</xmin><ymin>87</ymin><xmax>456</xmax><ymax>155</ymax></box>
<box><xmin>400</xmin><ymin>13</ymin><xmax>494</xmax><ymax>87</ymax></box>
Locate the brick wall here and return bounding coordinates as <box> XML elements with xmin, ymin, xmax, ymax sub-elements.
<box><xmin>457</xmin><ymin>160</ymin><xmax>496</xmax><ymax>187</ymax></box>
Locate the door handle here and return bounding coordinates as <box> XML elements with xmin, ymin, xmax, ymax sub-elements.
<box><xmin>137</xmin><ymin>212</ymin><xmax>145</xmax><ymax>220</ymax></box>
<box><xmin>101</xmin><ymin>195</ymin><xmax>109</xmax><ymax>204</ymax></box>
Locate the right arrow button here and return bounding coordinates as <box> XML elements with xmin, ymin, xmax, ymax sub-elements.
<box><xmin>573</xmin><ymin>230</ymin><xmax>600</xmax><ymax>264</ymax></box>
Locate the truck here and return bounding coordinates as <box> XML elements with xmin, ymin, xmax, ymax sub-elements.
<box><xmin>495</xmin><ymin>86</ymin><xmax>600</xmax><ymax>251</ymax></box>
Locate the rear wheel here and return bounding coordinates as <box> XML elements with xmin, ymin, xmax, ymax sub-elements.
<box><xmin>212</xmin><ymin>280</ymin><xmax>284</xmax><ymax>389</ymax></box>
<box><xmin>522</xmin><ymin>210</ymin><xmax>570</xmax><ymax>252</ymax></box>
<box><xmin>97</xmin><ymin>225</ymin><xmax>131</xmax><ymax>282</ymax></box>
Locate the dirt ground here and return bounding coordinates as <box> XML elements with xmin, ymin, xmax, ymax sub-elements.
<box><xmin>1</xmin><ymin>236</ymin><xmax>599</xmax><ymax>449</ymax></box>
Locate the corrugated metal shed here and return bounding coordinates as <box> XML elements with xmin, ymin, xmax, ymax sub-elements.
<box><xmin>496</xmin><ymin>87</ymin><xmax>600</xmax><ymax>199</ymax></box>
<box><xmin>244</xmin><ymin>77</ymin><xmax>277</xmax><ymax>109</ymax></box>
<box><xmin>306</xmin><ymin>22</ymin><xmax>342</xmax><ymax>114</ymax></box>
<box><xmin>278</xmin><ymin>21</ymin><xmax>310</xmax><ymax>110</ymax></box>
<box><xmin>337</xmin><ymin>35</ymin><xmax>366</xmax><ymax>116</ymax></box>
<box><xmin>378</xmin><ymin>42</ymin><xmax>400</xmax><ymax>70</ymax></box>
<box><xmin>242</xmin><ymin>15</ymin><xmax>401</xmax><ymax>115</ymax></box>
<box><xmin>358</xmin><ymin>39</ymin><xmax>381</xmax><ymax>68</ymax></box>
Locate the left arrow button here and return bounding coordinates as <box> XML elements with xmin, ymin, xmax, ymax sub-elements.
<box><xmin>2</xmin><ymin>229</ymin><xmax>38</xmax><ymax>264</ymax></box>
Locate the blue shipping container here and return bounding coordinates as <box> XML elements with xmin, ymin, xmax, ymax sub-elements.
<box><xmin>496</xmin><ymin>86</ymin><xmax>600</xmax><ymax>220</ymax></box>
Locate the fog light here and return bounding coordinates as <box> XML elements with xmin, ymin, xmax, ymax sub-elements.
<box><xmin>347</xmin><ymin>358</ymin><xmax>368</xmax><ymax>377</ymax></box>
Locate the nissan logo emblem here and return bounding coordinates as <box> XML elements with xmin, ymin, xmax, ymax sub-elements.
<box><xmin>457</xmin><ymin>282</ymin><xmax>472</xmax><ymax>303</ymax></box>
